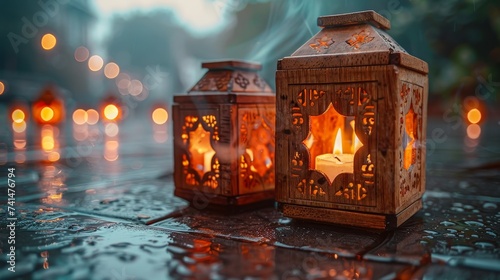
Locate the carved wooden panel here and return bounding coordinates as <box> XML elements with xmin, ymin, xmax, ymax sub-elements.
<box><xmin>288</xmin><ymin>83</ymin><xmax>377</xmax><ymax>207</ymax></box>
<box><xmin>179</xmin><ymin>109</ymin><xmax>221</xmax><ymax>194</ymax></box>
<box><xmin>238</xmin><ymin>105</ymin><xmax>276</xmax><ymax>195</ymax></box>
<box><xmin>398</xmin><ymin>82</ymin><xmax>424</xmax><ymax>203</ymax></box>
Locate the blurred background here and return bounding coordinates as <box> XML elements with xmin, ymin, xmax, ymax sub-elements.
<box><xmin>0</xmin><ymin>0</ymin><xmax>499</xmax><ymax>150</ymax></box>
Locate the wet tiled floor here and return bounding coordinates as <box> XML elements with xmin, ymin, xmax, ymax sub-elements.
<box><xmin>0</xmin><ymin>117</ymin><xmax>499</xmax><ymax>279</ymax></box>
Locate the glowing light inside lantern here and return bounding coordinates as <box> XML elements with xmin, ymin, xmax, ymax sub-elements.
<box><xmin>188</xmin><ymin>123</ymin><xmax>215</xmax><ymax>177</ymax></box>
<box><xmin>315</xmin><ymin>128</ymin><xmax>354</xmax><ymax>181</ymax></box>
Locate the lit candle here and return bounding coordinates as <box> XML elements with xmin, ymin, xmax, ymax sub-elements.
<box><xmin>204</xmin><ymin>150</ymin><xmax>215</xmax><ymax>172</ymax></box>
<box><xmin>315</xmin><ymin>128</ymin><xmax>354</xmax><ymax>181</ymax></box>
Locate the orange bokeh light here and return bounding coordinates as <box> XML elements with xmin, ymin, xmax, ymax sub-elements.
<box><xmin>467</xmin><ymin>108</ymin><xmax>481</xmax><ymax>124</ymax></box>
<box><xmin>88</xmin><ymin>55</ymin><xmax>104</xmax><ymax>71</ymax></box>
<box><xmin>40</xmin><ymin>107</ymin><xmax>54</xmax><ymax>122</ymax></box>
<box><xmin>12</xmin><ymin>121</ymin><xmax>27</xmax><ymax>133</ymax></box>
<box><xmin>103</xmin><ymin>104</ymin><xmax>119</xmax><ymax>121</ymax></box>
<box><xmin>86</xmin><ymin>109</ymin><xmax>99</xmax><ymax>125</ymax></box>
<box><xmin>0</xmin><ymin>81</ymin><xmax>5</xmax><ymax>95</ymax></box>
<box><xmin>104</xmin><ymin>62</ymin><xmax>120</xmax><ymax>79</ymax></box>
<box><xmin>72</xmin><ymin>109</ymin><xmax>88</xmax><ymax>125</ymax></box>
<box><xmin>466</xmin><ymin>124</ymin><xmax>481</xmax><ymax>139</ymax></box>
<box><xmin>41</xmin><ymin>33</ymin><xmax>57</xmax><ymax>50</ymax></box>
<box><xmin>152</xmin><ymin>108</ymin><xmax>168</xmax><ymax>125</ymax></box>
<box><xmin>12</xmin><ymin>109</ymin><xmax>25</xmax><ymax>123</ymax></box>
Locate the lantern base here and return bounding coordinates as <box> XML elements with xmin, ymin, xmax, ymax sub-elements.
<box><xmin>174</xmin><ymin>188</ymin><xmax>275</xmax><ymax>209</ymax></box>
<box><xmin>280</xmin><ymin>198</ymin><xmax>422</xmax><ymax>230</ymax></box>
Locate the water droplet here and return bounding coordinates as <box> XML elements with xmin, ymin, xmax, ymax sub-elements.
<box><xmin>450</xmin><ymin>245</ymin><xmax>473</xmax><ymax>254</ymax></box>
<box><xmin>447</xmin><ymin>229</ymin><xmax>457</xmax><ymax>233</ymax></box>
<box><xmin>444</xmin><ymin>233</ymin><xmax>456</xmax><ymax>238</ymax></box>
<box><xmin>424</xmin><ymin>230</ymin><xmax>438</xmax><ymax>235</ymax></box>
<box><xmin>483</xmin><ymin>202</ymin><xmax>497</xmax><ymax>210</ymax></box>
<box><xmin>471</xmin><ymin>234</ymin><xmax>478</xmax><ymax>238</ymax></box>
<box><xmin>440</xmin><ymin>221</ymin><xmax>456</xmax><ymax>226</ymax></box>
<box><xmin>474</xmin><ymin>241</ymin><xmax>495</xmax><ymax>249</ymax></box>
<box><xmin>465</xmin><ymin>221</ymin><xmax>484</xmax><ymax>227</ymax></box>
<box><xmin>486</xmin><ymin>231</ymin><xmax>497</xmax><ymax>237</ymax></box>
<box><xmin>451</xmin><ymin>207</ymin><xmax>464</xmax><ymax>212</ymax></box>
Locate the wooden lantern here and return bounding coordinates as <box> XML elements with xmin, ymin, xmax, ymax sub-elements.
<box><xmin>173</xmin><ymin>60</ymin><xmax>276</xmax><ymax>208</ymax></box>
<box><xmin>275</xmin><ymin>11</ymin><xmax>428</xmax><ymax>229</ymax></box>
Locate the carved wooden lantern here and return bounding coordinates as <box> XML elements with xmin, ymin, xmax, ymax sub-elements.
<box><xmin>275</xmin><ymin>11</ymin><xmax>428</xmax><ymax>229</ymax></box>
<box><xmin>173</xmin><ymin>60</ymin><xmax>276</xmax><ymax>208</ymax></box>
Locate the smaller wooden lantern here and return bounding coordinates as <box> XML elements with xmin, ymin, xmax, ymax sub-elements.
<box><xmin>173</xmin><ymin>60</ymin><xmax>276</xmax><ymax>208</ymax></box>
<box><xmin>275</xmin><ymin>11</ymin><xmax>428</xmax><ymax>229</ymax></box>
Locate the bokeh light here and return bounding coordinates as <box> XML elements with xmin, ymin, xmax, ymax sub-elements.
<box><xmin>48</xmin><ymin>152</ymin><xmax>60</xmax><ymax>162</ymax></box>
<box><xmin>467</xmin><ymin>108</ymin><xmax>482</xmax><ymax>124</ymax></box>
<box><xmin>105</xmin><ymin>123</ymin><xmax>119</xmax><ymax>137</ymax></box>
<box><xmin>41</xmin><ymin>33</ymin><xmax>57</xmax><ymax>50</ymax></box>
<box><xmin>88</xmin><ymin>55</ymin><xmax>104</xmax><ymax>71</ymax></box>
<box><xmin>466</xmin><ymin>124</ymin><xmax>481</xmax><ymax>139</ymax></box>
<box><xmin>104</xmin><ymin>62</ymin><xmax>120</xmax><ymax>79</ymax></box>
<box><xmin>103</xmin><ymin>104</ymin><xmax>119</xmax><ymax>121</ymax></box>
<box><xmin>74</xmin><ymin>46</ymin><xmax>90</xmax><ymax>62</ymax></box>
<box><xmin>152</xmin><ymin>108</ymin><xmax>168</xmax><ymax>125</ymax></box>
<box><xmin>40</xmin><ymin>107</ymin><xmax>54</xmax><ymax>122</ymax></box>
<box><xmin>72</xmin><ymin>109</ymin><xmax>88</xmax><ymax>125</ymax></box>
<box><xmin>12</xmin><ymin>109</ymin><xmax>25</xmax><ymax>123</ymax></box>
<box><xmin>0</xmin><ymin>81</ymin><xmax>5</xmax><ymax>95</ymax></box>
<box><xmin>104</xmin><ymin>140</ymin><xmax>119</xmax><ymax>162</ymax></box>
<box><xmin>42</xmin><ymin>135</ymin><xmax>55</xmax><ymax>151</ymax></box>
<box><xmin>128</xmin><ymin>79</ymin><xmax>143</xmax><ymax>96</ymax></box>
<box><xmin>86</xmin><ymin>109</ymin><xmax>99</xmax><ymax>125</ymax></box>
<box><xmin>12</xmin><ymin>121</ymin><xmax>27</xmax><ymax>133</ymax></box>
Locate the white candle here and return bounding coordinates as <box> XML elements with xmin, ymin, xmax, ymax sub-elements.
<box><xmin>315</xmin><ymin>153</ymin><xmax>353</xmax><ymax>181</ymax></box>
<box><xmin>204</xmin><ymin>150</ymin><xmax>215</xmax><ymax>172</ymax></box>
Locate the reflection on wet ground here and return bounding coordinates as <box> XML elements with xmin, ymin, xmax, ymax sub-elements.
<box><xmin>0</xmin><ymin>117</ymin><xmax>499</xmax><ymax>279</ymax></box>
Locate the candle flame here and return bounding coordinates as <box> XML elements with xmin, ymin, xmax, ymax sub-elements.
<box><xmin>333</xmin><ymin>129</ymin><xmax>343</xmax><ymax>155</ymax></box>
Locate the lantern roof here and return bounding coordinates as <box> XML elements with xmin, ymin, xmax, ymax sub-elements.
<box><xmin>278</xmin><ymin>10</ymin><xmax>428</xmax><ymax>74</ymax></box>
<box><xmin>188</xmin><ymin>60</ymin><xmax>273</xmax><ymax>94</ymax></box>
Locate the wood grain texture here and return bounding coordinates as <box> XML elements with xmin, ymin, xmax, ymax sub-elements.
<box><xmin>201</xmin><ymin>60</ymin><xmax>262</xmax><ymax>71</ymax></box>
<box><xmin>275</xmin><ymin>12</ymin><xmax>428</xmax><ymax>229</ymax></box>
<box><xmin>317</xmin><ymin>10</ymin><xmax>391</xmax><ymax>30</ymax></box>
<box><xmin>173</xmin><ymin>60</ymin><xmax>276</xmax><ymax>207</ymax></box>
